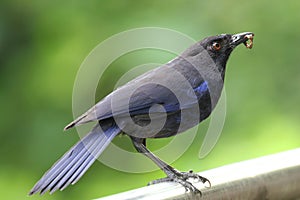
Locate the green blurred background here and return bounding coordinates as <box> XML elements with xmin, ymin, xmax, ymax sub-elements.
<box><xmin>1</xmin><ymin>0</ymin><xmax>300</xmax><ymax>199</ymax></box>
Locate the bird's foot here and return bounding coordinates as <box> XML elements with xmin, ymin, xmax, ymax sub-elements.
<box><xmin>148</xmin><ymin>170</ymin><xmax>210</xmax><ymax>194</ymax></box>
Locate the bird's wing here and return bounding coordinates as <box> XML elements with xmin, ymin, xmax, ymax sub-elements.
<box><xmin>65</xmin><ymin>82</ymin><xmax>208</xmax><ymax>130</ymax></box>
<box><xmin>65</xmin><ymin>66</ymin><xmax>209</xmax><ymax>130</ymax></box>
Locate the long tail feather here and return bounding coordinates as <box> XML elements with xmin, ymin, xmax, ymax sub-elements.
<box><xmin>29</xmin><ymin>124</ymin><xmax>120</xmax><ymax>195</ymax></box>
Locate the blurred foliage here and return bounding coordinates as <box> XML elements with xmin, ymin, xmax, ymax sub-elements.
<box><xmin>0</xmin><ymin>0</ymin><xmax>300</xmax><ymax>199</ymax></box>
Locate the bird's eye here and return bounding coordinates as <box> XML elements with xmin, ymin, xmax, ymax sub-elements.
<box><xmin>212</xmin><ymin>42</ymin><xmax>221</xmax><ymax>51</ymax></box>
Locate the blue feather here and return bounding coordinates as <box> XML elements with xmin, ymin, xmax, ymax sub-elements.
<box><xmin>194</xmin><ymin>81</ymin><xmax>208</xmax><ymax>97</ymax></box>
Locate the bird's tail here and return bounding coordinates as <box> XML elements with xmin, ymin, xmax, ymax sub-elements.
<box><xmin>29</xmin><ymin>123</ymin><xmax>120</xmax><ymax>195</ymax></box>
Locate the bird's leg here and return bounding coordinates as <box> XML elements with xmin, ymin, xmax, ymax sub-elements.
<box><xmin>131</xmin><ymin>137</ymin><xmax>210</xmax><ymax>194</ymax></box>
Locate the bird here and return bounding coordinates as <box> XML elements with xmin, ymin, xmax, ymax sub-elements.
<box><xmin>29</xmin><ymin>32</ymin><xmax>254</xmax><ymax>195</ymax></box>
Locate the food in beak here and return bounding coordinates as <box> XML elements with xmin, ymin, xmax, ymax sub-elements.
<box><xmin>243</xmin><ymin>34</ymin><xmax>254</xmax><ymax>49</ymax></box>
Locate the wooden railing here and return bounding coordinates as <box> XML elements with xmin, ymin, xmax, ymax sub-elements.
<box><xmin>95</xmin><ymin>148</ymin><xmax>300</xmax><ymax>200</ymax></box>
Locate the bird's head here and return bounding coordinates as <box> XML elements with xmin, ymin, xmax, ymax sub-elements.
<box><xmin>182</xmin><ymin>32</ymin><xmax>254</xmax><ymax>76</ymax></box>
<box><xmin>200</xmin><ymin>32</ymin><xmax>254</xmax><ymax>70</ymax></box>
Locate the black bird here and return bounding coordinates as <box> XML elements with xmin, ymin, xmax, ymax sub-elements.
<box><xmin>29</xmin><ymin>32</ymin><xmax>254</xmax><ymax>195</ymax></box>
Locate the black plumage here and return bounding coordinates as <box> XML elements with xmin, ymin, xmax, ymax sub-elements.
<box><xmin>29</xmin><ymin>32</ymin><xmax>254</xmax><ymax>195</ymax></box>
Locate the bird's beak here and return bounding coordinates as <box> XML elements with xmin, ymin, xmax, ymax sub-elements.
<box><xmin>230</xmin><ymin>32</ymin><xmax>254</xmax><ymax>49</ymax></box>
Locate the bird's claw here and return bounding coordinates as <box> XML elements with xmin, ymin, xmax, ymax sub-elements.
<box><xmin>148</xmin><ymin>170</ymin><xmax>210</xmax><ymax>195</ymax></box>
<box><xmin>181</xmin><ymin>170</ymin><xmax>211</xmax><ymax>188</ymax></box>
